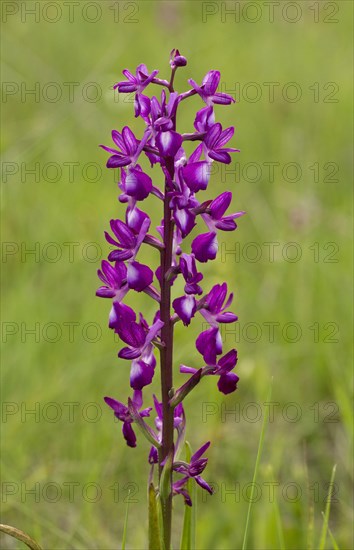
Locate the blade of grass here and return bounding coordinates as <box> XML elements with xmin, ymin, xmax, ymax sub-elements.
<box><xmin>318</xmin><ymin>464</ymin><xmax>337</xmax><ymax>550</ymax></box>
<box><xmin>272</xmin><ymin>486</ymin><xmax>285</xmax><ymax>550</ymax></box>
<box><xmin>325</xmin><ymin>519</ymin><xmax>339</xmax><ymax>550</ymax></box>
<box><xmin>268</xmin><ymin>465</ymin><xmax>285</xmax><ymax>550</ymax></box>
<box><xmin>121</xmin><ymin>489</ymin><xmax>131</xmax><ymax>550</ymax></box>
<box><xmin>242</xmin><ymin>379</ymin><xmax>273</xmax><ymax>550</ymax></box>
<box><xmin>303</xmin><ymin>442</ymin><xmax>315</xmax><ymax>550</ymax></box>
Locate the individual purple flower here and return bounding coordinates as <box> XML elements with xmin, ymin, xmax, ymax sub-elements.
<box><xmin>125</xmin><ymin>203</ymin><xmax>150</xmax><ymax>233</ymax></box>
<box><xmin>192</xmin><ymin>195</ymin><xmax>244</xmax><ymax>263</ymax></box>
<box><xmin>100</xmin><ymin>126</ymin><xmax>141</xmax><ymax>168</ymax></box>
<box><xmin>112</xmin><ymin>303</ymin><xmax>164</xmax><ymax>389</ymax></box>
<box><xmin>189</xmin><ymin>70</ymin><xmax>235</xmax><ymax>106</ymax></box>
<box><xmin>134</xmin><ymin>93</ymin><xmax>151</xmax><ymax>121</ymax></box>
<box><xmin>169</xmin><ymin>174</ymin><xmax>199</xmax><ymax>237</ymax></box>
<box><xmin>179</xmin><ymin>253</ymin><xmax>203</xmax><ymax>295</ymax></box>
<box><xmin>105</xmin><ymin>217</ymin><xmax>153</xmax><ymax>291</ymax></box>
<box><xmin>114</xmin><ymin>64</ymin><xmax>159</xmax><ymax>93</ymax></box>
<box><xmin>180</xmin><ymin>349</ymin><xmax>239</xmax><ymax>395</ymax></box>
<box><xmin>100</xmin><ymin>128</ymin><xmax>152</xmax><ymax>200</ymax></box>
<box><xmin>104</xmin><ymin>390</ymin><xmax>152</xmax><ymax>447</ymax></box>
<box><xmin>200</xmin><ymin>283</ymin><xmax>238</xmax><ymax>326</ymax></box>
<box><xmin>96</xmin><ymin>260</ymin><xmax>128</xmax><ymax>300</ymax></box>
<box><xmin>121</xmin><ymin>165</ymin><xmax>153</xmax><ymax>201</ymax></box>
<box><xmin>194</xmin><ymin>106</ymin><xmax>215</xmax><ymax>133</ymax></box>
<box><xmin>202</xmin><ymin>191</ymin><xmax>245</xmax><ymax>232</ymax></box>
<box><xmin>172</xmin><ymin>442</ymin><xmax>213</xmax><ymax>505</ymax></box>
<box><xmin>204</xmin><ymin>123</ymin><xmax>239</xmax><ymax>164</ymax></box>
<box><xmin>181</xmin><ymin>145</ymin><xmax>211</xmax><ymax>193</ymax></box>
<box><xmin>148</xmin><ymin>91</ymin><xmax>182</xmax><ymax>158</ymax></box>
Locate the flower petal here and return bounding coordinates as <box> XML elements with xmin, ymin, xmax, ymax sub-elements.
<box><xmin>217</xmin><ymin>372</ymin><xmax>239</xmax><ymax>394</ymax></box>
<box><xmin>209</xmin><ymin>192</ymin><xmax>232</xmax><ymax>220</ymax></box>
<box><xmin>125</xmin><ymin>168</ymin><xmax>152</xmax><ymax>200</ymax></box>
<box><xmin>173</xmin><ymin>295</ymin><xmax>197</xmax><ymax>326</ymax></box>
<box><xmin>122</xmin><ymin>421</ymin><xmax>137</xmax><ymax>447</ymax></box>
<box><xmin>192</xmin><ymin>232</ymin><xmax>218</xmax><ymax>263</ymax></box>
<box><xmin>202</xmin><ymin>70</ymin><xmax>220</xmax><ymax>95</ymax></box>
<box><xmin>127</xmin><ymin>261</ymin><xmax>153</xmax><ymax>292</ymax></box>
<box><xmin>182</xmin><ymin>161</ymin><xmax>211</xmax><ymax>193</ymax></box>
<box><xmin>107</xmin><ymin>155</ymin><xmax>130</xmax><ymax>168</ymax></box>
<box><xmin>156</xmin><ymin>131</ymin><xmax>183</xmax><ymax>157</ymax></box>
<box><xmin>174</xmin><ymin>208</ymin><xmax>196</xmax><ymax>238</ymax></box>
<box><xmin>130</xmin><ymin>359</ymin><xmax>155</xmax><ymax>390</ymax></box>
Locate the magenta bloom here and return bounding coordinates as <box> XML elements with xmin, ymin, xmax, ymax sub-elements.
<box><xmin>97</xmin><ymin>52</ymin><xmax>244</xmax><ymax>540</ymax></box>
<box><xmin>104</xmin><ymin>390</ymin><xmax>152</xmax><ymax>447</ymax></box>
<box><xmin>114</xmin><ymin>64</ymin><xmax>159</xmax><ymax>93</ymax></box>
<box><xmin>189</xmin><ymin>70</ymin><xmax>235</xmax><ymax>105</ymax></box>
<box><xmin>172</xmin><ymin>442</ymin><xmax>213</xmax><ymax>506</ymax></box>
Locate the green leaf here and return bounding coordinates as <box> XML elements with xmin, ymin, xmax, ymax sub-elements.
<box><xmin>121</xmin><ymin>490</ymin><xmax>130</xmax><ymax>550</ymax></box>
<box><xmin>326</xmin><ymin>520</ymin><xmax>340</xmax><ymax>550</ymax></box>
<box><xmin>148</xmin><ymin>483</ymin><xmax>163</xmax><ymax>550</ymax></box>
<box><xmin>180</xmin><ymin>442</ymin><xmax>196</xmax><ymax>550</ymax></box>
<box><xmin>318</xmin><ymin>464</ymin><xmax>337</xmax><ymax>550</ymax></box>
<box><xmin>0</xmin><ymin>524</ymin><xmax>42</xmax><ymax>550</ymax></box>
<box><xmin>242</xmin><ymin>379</ymin><xmax>273</xmax><ymax>550</ymax></box>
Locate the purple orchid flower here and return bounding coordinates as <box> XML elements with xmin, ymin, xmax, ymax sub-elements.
<box><xmin>169</xmin><ymin>171</ymin><xmax>199</xmax><ymax>237</ymax></box>
<box><xmin>105</xmin><ymin>217</ymin><xmax>153</xmax><ymax>291</ymax></box>
<box><xmin>200</xmin><ymin>283</ymin><xmax>238</xmax><ymax>326</ymax></box>
<box><xmin>196</xmin><ymin>325</ymin><xmax>223</xmax><ymax>365</ymax></box>
<box><xmin>172</xmin><ymin>442</ymin><xmax>213</xmax><ymax>505</ymax></box>
<box><xmin>147</xmin><ymin>91</ymin><xmax>182</xmax><ymax>158</ymax></box>
<box><xmin>181</xmin><ymin>348</ymin><xmax>239</xmax><ymax>395</ymax></box>
<box><xmin>111</xmin><ymin>303</ymin><xmax>164</xmax><ymax>390</ymax></box>
<box><xmin>104</xmin><ymin>390</ymin><xmax>152</xmax><ymax>447</ymax></box>
<box><xmin>202</xmin><ymin>191</ymin><xmax>245</xmax><ymax>232</ymax></box>
<box><xmin>181</xmin><ymin>145</ymin><xmax>211</xmax><ymax>193</ymax></box>
<box><xmin>191</xmin><ymin>193</ymin><xmax>245</xmax><ymax>263</ymax></box>
<box><xmin>119</xmin><ymin>165</ymin><xmax>153</xmax><ymax>201</ymax></box>
<box><xmin>100</xmin><ymin>126</ymin><xmax>142</xmax><ymax>168</ymax></box>
<box><xmin>204</xmin><ymin>123</ymin><xmax>240</xmax><ymax>164</ymax></box>
<box><xmin>100</xmin><ymin>128</ymin><xmax>152</xmax><ymax>200</ymax></box>
<box><xmin>96</xmin><ymin>260</ymin><xmax>128</xmax><ymax>300</ymax></box>
<box><xmin>179</xmin><ymin>253</ymin><xmax>203</xmax><ymax>295</ymax></box>
<box><xmin>194</xmin><ymin>106</ymin><xmax>215</xmax><ymax>133</ymax></box>
<box><xmin>189</xmin><ymin>70</ymin><xmax>235</xmax><ymax>106</ymax></box>
<box><xmin>114</xmin><ymin>64</ymin><xmax>159</xmax><ymax>93</ymax></box>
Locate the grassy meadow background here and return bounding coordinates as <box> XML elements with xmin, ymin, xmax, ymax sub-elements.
<box><xmin>1</xmin><ymin>1</ymin><xmax>353</xmax><ymax>548</ymax></box>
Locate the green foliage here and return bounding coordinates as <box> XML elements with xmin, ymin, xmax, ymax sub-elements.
<box><xmin>242</xmin><ymin>382</ymin><xmax>272</xmax><ymax>550</ymax></box>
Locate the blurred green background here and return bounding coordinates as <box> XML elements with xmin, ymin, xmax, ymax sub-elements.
<box><xmin>1</xmin><ymin>1</ymin><xmax>353</xmax><ymax>549</ymax></box>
